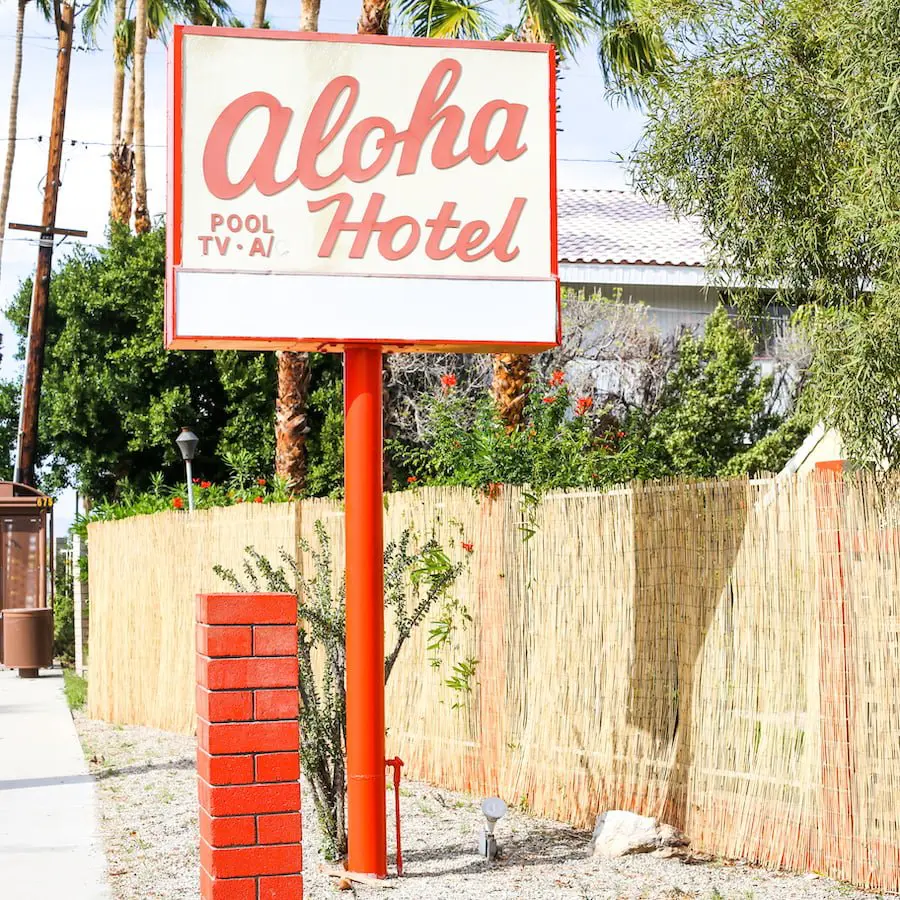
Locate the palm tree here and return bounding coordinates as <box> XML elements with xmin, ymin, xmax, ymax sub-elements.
<box><xmin>132</xmin><ymin>0</ymin><xmax>149</xmax><ymax>232</ymax></box>
<box><xmin>84</xmin><ymin>0</ymin><xmax>233</xmax><ymax>228</ymax></box>
<box><xmin>0</xmin><ymin>0</ymin><xmax>52</xmax><ymax>279</ymax></box>
<box><xmin>394</xmin><ymin>0</ymin><xmax>668</xmax><ymax>425</ymax></box>
<box><xmin>273</xmin><ymin>0</ymin><xmax>320</xmax><ymax>494</ymax></box>
<box><xmin>0</xmin><ymin>0</ymin><xmax>31</xmax><ymax>282</ymax></box>
<box><xmin>252</xmin><ymin>0</ymin><xmax>265</xmax><ymax>26</ymax></box>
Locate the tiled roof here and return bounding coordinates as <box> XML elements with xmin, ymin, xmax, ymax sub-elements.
<box><xmin>558</xmin><ymin>188</ymin><xmax>707</xmax><ymax>267</ymax></box>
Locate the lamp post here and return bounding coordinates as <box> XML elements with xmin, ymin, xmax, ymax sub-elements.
<box><xmin>175</xmin><ymin>427</ymin><xmax>199</xmax><ymax>512</ymax></box>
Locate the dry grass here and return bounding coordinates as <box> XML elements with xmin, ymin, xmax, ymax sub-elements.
<box><xmin>87</xmin><ymin>475</ymin><xmax>900</xmax><ymax>892</ymax></box>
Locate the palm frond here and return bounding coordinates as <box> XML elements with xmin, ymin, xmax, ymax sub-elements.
<box><xmin>519</xmin><ymin>0</ymin><xmax>601</xmax><ymax>56</ymax></box>
<box><xmin>596</xmin><ymin>3</ymin><xmax>672</xmax><ymax>102</ymax></box>
<box><xmin>394</xmin><ymin>0</ymin><xmax>495</xmax><ymax>40</ymax></box>
<box><xmin>80</xmin><ymin>0</ymin><xmax>113</xmax><ymax>40</ymax></box>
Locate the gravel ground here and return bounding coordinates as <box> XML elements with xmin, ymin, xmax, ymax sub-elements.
<box><xmin>74</xmin><ymin>714</ymin><xmax>883</xmax><ymax>900</ymax></box>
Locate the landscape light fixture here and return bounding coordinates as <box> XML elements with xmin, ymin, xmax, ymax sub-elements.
<box><xmin>175</xmin><ymin>427</ymin><xmax>199</xmax><ymax>512</ymax></box>
<box><xmin>478</xmin><ymin>797</ymin><xmax>508</xmax><ymax>860</ymax></box>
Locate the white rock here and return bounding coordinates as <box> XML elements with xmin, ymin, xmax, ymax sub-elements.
<box><xmin>590</xmin><ymin>811</ymin><xmax>662</xmax><ymax>858</ymax></box>
<box><xmin>658</xmin><ymin>823</ymin><xmax>689</xmax><ymax>847</ymax></box>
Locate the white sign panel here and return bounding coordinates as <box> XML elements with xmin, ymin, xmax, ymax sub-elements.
<box><xmin>166</xmin><ymin>28</ymin><xmax>559</xmax><ymax>352</ymax></box>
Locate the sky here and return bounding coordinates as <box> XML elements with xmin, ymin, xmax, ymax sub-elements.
<box><xmin>0</xmin><ymin>0</ymin><xmax>648</xmax><ymax>530</ymax></box>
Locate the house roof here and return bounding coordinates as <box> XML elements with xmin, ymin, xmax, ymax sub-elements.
<box><xmin>558</xmin><ymin>189</ymin><xmax>707</xmax><ymax>268</ymax></box>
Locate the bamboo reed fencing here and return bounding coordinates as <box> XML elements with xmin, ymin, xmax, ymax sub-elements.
<box><xmin>87</xmin><ymin>475</ymin><xmax>900</xmax><ymax>891</ymax></box>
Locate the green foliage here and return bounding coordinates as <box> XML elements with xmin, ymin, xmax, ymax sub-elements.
<box><xmin>394</xmin><ymin>307</ymin><xmax>786</xmax><ymax>489</ymax></box>
<box><xmin>215</xmin><ymin>522</ymin><xmax>464</xmax><ymax>861</ymax></box>
<box><xmin>632</xmin><ymin>0</ymin><xmax>900</xmax><ymax>467</ymax></box>
<box><xmin>303</xmin><ymin>356</ymin><xmax>345</xmax><ymax>499</ymax></box>
<box><xmin>78</xmin><ymin>462</ymin><xmax>292</xmax><ymax>527</ymax></box>
<box><xmin>635</xmin><ymin>308</ymin><xmax>777</xmax><ymax>477</ymax></box>
<box><xmin>4</xmin><ymin>225</ymin><xmax>276</xmax><ymax>500</ymax></box>
<box><xmin>0</xmin><ymin>378</ymin><xmax>17</xmax><ymax>481</ymax></box>
<box><xmin>63</xmin><ymin>670</ymin><xmax>88</xmax><ymax>710</ymax></box>
<box><xmin>722</xmin><ymin>409</ymin><xmax>814</xmax><ymax>476</ymax></box>
<box><xmin>391</xmin><ymin>376</ymin><xmax>615</xmax><ymax>491</ymax></box>
<box><xmin>53</xmin><ymin>551</ymin><xmax>76</xmax><ymax>667</ymax></box>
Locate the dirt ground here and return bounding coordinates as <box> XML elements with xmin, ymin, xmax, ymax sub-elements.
<box><xmin>74</xmin><ymin>713</ymin><xmax>882</xmax><ymax>900</ymax></box>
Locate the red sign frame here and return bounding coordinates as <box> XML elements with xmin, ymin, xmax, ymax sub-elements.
<box><xmin>166</xmin><ymin>27</ymin><xmax>560</xmax><ymax>354</ymax></box>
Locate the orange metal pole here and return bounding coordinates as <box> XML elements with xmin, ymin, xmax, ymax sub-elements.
<box><xmin>344</xmin><ymin>344</ymin><xmax>387</xmax><ymax>877</ymax></box>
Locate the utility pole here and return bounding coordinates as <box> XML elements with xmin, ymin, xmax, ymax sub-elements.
<box><xmin>13</xmin><ymin>1</ymin><xmax>79</xmax><ymax>486</ymax></box>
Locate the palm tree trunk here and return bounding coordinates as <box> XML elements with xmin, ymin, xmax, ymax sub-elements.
<box><xmin>133</xmin><ymin>0</ymin><xmax>150</xmax><ymax>233</ymax></box>
<box><xmin>273</xmin><ymin>9</ymin><xmax>324</xmax><ymax>493</ymax></box>
<box><xmin>487</xmin><ymin>17</ymin><xmax>542</xmax><ymax>426</ymax></box>
<box><xmin>109</xmin><ymin>0</ymin><xmax>128</xmax><ymax>224</ymax></box>
<box><xmin>0</xmin><ymin>0</ymin><xmax>29</xmax><ymax>282</ymax></box>
<box><xmin>358</xmin><ymin>0</ymin><xmax>388</xmax><ymax>34</ymax></box>
<box><xmin>253</xmin><ymin>0</ymin><xmax>267</xmax><ymax>27</ymax></box>
<box><xmin>490</xmin><ymin>353</ymin><xmax>532</xmax><ymax>427</ymax></box>
<box><xmin>275</xmin><ymin>350</ymin><xmax>311</xmax><ymax>493</ymax></box>
<box><xmin>112</xmin><ymin>72</ymin><xmax>136</xmax><ymax>227</ymax></box>
<box><xmin>299</xmin><ymin>0</ymin><xmax>320</xmax><ymax>30</ymax></box>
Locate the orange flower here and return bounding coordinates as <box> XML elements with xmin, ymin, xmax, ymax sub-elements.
<box><xmin>461</xmin><ymin>541</ymin><xmax>474</xmax><ymax>553</ymax></box>
<box><xmin>407</xmin><ymin>476</ymin><xmax>418</xmax><ymax>484</ymax></box>
<box><xmin>542</xmin><ymin>395</ymin><xmax>555</xmax><ymax>404</ymax></box>
<box><xmin>253</xmin><ymin>496</ymin><xmax>263</xmax><ymax>504</ymax></box>
<box><xmin>575</xmin><ymin>396</ymin><xmax>593</xmax><ymax>416</ymax></box>
<box><xmin>549</xmin><ymin>369</ymin><xmax>565</xmax><ymax>387</ymax></box>
<box><xmin>257</xmin><ymin>477</ymin><xmax>266</xmax><ymax>486</ymax></box>
<box><xmin>440</xmin><ymin>373</ymin><xmax>457</xmax><ymax>388</ymax></box>
<box><xmin>200</xmin><ymin>480</ymin><xmax>212</xmax><ymax>489</ymax></box>
<box><xmin>236</xmin><ymin>498</ymin><xmax>244</xmax><ymax>504</ymax></box>
<box><xmin>172</xmin><ymin>497</ymin><xmax>184</xmax><ymax>509</ymax></box>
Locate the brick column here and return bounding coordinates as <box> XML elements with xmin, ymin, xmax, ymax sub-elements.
<box><xmin>196</xmin><ymin>593</ymin><xmax>302</xmax><ymax>900</ymax></box>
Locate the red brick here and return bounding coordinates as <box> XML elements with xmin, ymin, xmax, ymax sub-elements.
<box><xmin>197</xmin><ymin>687</ymin><xmax>253</xmax><ymax>723</ymax></box>
<box><xmin>201</xmin><ymin>839</ymin><xmax>301</xmax><ymax>879</ymax></box>
<box><xmin>198</xmin><ymin>656</ymin><xmax>298</xmax><ymax>691</ymax></box>
<box><xmin>197</xmin><ymin>594</ymin><xmax>296</xmax><ymax>626</ymax></box>
<box><xmin>198</xmin><ymin>779</ymin><xmax>301</xmax><ymax>816</ymax></box>
<box><xmin>200</xmin><ymin>867</ymin><xmax>256</xmax><ymax>900</ymax></box>
<box><xmin>199</xmin><ymin>809</ymin><xmax>256</xmax><ymax>847</ymax></box>
<box><xmin>257</xmin><ymin>812</ymin><xmax>301</xmax><ymax>845</ymax></box>
<box><xmin>258</xmin><ymin>874</ymin><xmax>304</xmax><ymax>899</ymax></box>
<box><xmin>197</xmin><ymin>624</ymin><xmax>253</xmax><ymax>658</ymax></box>
<box><xmin>197</xmin><ymin>748</ymin><xmax>254</xmax><ymax>786</ymax></box>
<box><xmin>198</xmin><ymin>720</ymin><xmax>298</xmax><ymax>756</ymax></box>
<box><xmin>253</xmin><ymin>625</ymin><xmax>297</xmax><ymax>657</ymax></box>
<box><xmin>254</xmin><ymin>689</ymin><xmax>299</xmax><ymax>722</ymax></box>
<box><xmin>255</xmin><ymin>752</ymin><xmax>300</xmax><ymax>784</ymax></box>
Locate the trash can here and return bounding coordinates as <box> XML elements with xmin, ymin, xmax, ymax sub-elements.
<box><xmin>2</xmin><ymin>608</ymin><xmax>53</xmax><ymax>677</ymax></box>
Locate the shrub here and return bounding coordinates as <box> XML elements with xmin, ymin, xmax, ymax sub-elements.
<box><xmin>215</xmin><ymin>522</ymin><xmax>464</xmax><ymax>860</ymax></box>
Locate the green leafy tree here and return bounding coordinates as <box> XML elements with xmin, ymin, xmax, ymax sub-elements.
<box><xmin>0</xmin><ymin>378</ymin><xmax>18</xmax><ymax>481</ymax></box>
<box><xmin>636</xmin><ymin>308</ymin><xmax>777</xmax><ymax>477</ymax></box>
<box><xmin>5</xmin><ymin>225</ymin><xmax>275</xmax><ymax>499</ymax></box>
<box><xmin>632</xmin><ymin>0</ymin><xmax>900</xmax><ymax>468</ymax></box>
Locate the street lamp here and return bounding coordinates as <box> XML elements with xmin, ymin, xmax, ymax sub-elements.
<box><xmin>175</xmin><ymin>427</ymin><xmax>199</xmax><ymax>512</ymax></box>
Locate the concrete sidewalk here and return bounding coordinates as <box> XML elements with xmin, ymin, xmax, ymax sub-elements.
<box><xmin>0</xmin><ymin>667</ymin><xmax>111</xmax><ymax>900</ymax></box>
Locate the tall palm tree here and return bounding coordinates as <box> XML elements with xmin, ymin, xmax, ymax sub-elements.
<box><xmin>252</xmin><ymin>0</ymin><xmax>265</xmax><ymax>26</ymax></box>
<box><xmin>84</xmin><ymin>0</ymin><xmax>233</xmax><ymax>227</ymax></box>
<box><xmin>0</xmin><ymin>0</ymin><xmax>31</xmax><ymax>282</ymax></box>
<box><xmin>132</xmin><ymin>0</ymin><xmax>149</xmax><ymax>232</ymax></box>
<box><xmin>394</xmin><ymin>0</ymin><xmax>668</xmax><ymax>425</ymax></box>
<box><xmin>273</xmin><ymin>3</ymin><xmax>320</xmax><ymax>494</ymax></box>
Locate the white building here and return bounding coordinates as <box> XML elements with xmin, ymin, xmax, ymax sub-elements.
<box><xmin>557</xmin><ymin>188</ymin><xmax>791</xmax><ymax>359</ymax></box>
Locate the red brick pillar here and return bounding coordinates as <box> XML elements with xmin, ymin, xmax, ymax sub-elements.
<box><xmin>196</xmin><ymin>593</ymin><xmax>302</xmax><ymax>900</ymax></box>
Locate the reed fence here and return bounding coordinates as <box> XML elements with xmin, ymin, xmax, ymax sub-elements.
<box><xmin>87</xmin><ymin>475</ymin><xmax>900</xmax><ymax>891</ymax></box>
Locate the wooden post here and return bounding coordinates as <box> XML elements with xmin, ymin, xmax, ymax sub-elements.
<box><xmin>13</xmin><ymin>2</ymin><xmax>74</xmax><ymax>486</ymax></box>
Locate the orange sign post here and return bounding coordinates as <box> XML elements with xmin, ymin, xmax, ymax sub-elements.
<box><xmin>344</xmin><ymin>345</ymin><xmax>388</xmax><ymax>874</ymax></box>
<box><xmin>167</xmin><ymin>27</ymin><xmax>558</xmax><ymax>878</ymax></box>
